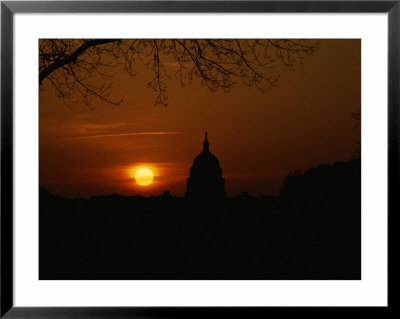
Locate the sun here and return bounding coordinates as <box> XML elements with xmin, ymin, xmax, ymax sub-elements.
<box><xmin>134</xmin><ymin>168</ymin><xmax>154</xmax><ymax>186</ymax></box>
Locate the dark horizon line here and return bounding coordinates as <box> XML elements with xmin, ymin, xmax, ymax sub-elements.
<box><xmin>39</xmin><ymin>157</ymin><xmax>361</xmax><ymax>200</ymax></box>
<box><xmin>39</xmin><ymin>187</ymin><xmax>277</xmax><ymax>200</ymax></box>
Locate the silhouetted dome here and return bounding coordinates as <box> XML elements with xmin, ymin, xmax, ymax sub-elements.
<box><xmin>186</xmin><ymin>132</ymin><xmax>225</xmax><ymax>199</ymax></box>
<box><xmin>190</xmin><ymin>151</ymin><xmax>222</xmax><ymax>177</ymax></box>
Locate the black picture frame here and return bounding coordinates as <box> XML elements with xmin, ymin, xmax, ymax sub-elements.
<box><xmin>0</xmin><ymin>0</ymin><xmax>396</xmax><ymax>317</ymax></box>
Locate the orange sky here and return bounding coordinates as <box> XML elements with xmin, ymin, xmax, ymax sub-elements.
<box><xmin>39</xmin><ymin>39</ymin><xmax>360</xmax><ymax>198</ymax></box>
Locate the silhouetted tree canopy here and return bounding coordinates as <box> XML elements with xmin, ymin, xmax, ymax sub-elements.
<box><xmin>39</xmin><ymin>39</ymin><xmax>319</xmax><ymax>106</ymax></box>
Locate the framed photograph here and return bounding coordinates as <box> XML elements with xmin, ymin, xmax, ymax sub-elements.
<box><xmin>1</xmin><ymin>0</ymin><xmax>395</xmax><ymax>317</ymax></box>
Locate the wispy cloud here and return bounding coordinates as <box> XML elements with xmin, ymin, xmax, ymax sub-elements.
<box><xmin>73</xmin><ymin>131</ymin><xmax>180</xmax><ymax>139</ymax></box>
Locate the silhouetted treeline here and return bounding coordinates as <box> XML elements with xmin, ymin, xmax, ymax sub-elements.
<box><xmin>40</xmin><ymin>158</ymin><xmax>360</xmax><ymax>280</ymax></box>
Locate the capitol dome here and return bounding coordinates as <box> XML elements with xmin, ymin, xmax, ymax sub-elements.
<box><xmin>186</xmin><ymin>132</ymin><xmax>226</xmax><ymax>199</ymax></box>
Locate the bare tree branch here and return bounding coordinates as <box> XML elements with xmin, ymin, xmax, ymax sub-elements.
<box><xmin>39</xmin><ymin>39</ymin><xmax>119</xmax><ymax>84</ymax></box>
<box><xmin>39</xmin><ymin>39</ymin><xmax>319</xmax><ymax>107</ymax></box>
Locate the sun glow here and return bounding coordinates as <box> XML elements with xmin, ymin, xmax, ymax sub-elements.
<box><xmin>134</xmin><ymin>167</ymin><xmax>154</xmax><ymax>186</ymax></box>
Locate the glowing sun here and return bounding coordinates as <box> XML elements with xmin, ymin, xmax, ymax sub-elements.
<box><xmin>134</xmin><ymin>168</ymin><xmax>154</xmax><ymax>186</ymax></box>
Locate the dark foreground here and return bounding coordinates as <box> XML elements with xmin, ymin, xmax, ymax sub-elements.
<box><xmin>40</xmin><ymin>159</ymin><xmax>361</xmax><ymax>280</ymax></box>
